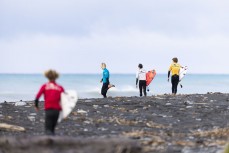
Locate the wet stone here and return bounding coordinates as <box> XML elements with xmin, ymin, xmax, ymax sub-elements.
<box><xmin>27</xmin><ymin>116</ymin><xmax>35</xmax><ymax>122</ymax></box>
<box><xmin>29</xmin><ymin>113</ymin><xmax>37</xmax><ymax>116</ymax></box>
<box><xmin>15</xmin><ymin>101</ymin><xmax>26</xmax><ymax>106</ymax></box>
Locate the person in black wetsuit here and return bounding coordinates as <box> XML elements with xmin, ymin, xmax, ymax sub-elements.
<box><xmin>136</xmin><ymin>64</ymin><xmax>147</xmax><ymax>97</ymax></box>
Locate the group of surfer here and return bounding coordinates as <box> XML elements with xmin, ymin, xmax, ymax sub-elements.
<box><xmin>102</xmin><ymin>57</ymin><xmax>183</xmax><ymax>97</ymax></box>
<box><xmin>34</xmin><ymin>57</ymin><xmax>182</xmax><ymax>135</ymax></box>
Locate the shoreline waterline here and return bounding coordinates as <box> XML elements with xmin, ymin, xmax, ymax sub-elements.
<box><xmin>1</xmin><ymin>92</ymin><xmax>228</xmax><ymax>103</ymax></box>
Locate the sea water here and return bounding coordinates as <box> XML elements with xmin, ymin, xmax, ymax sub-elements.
<box><xmin>0</xmin><ymin>74</ymin><xmax>229</xmax><ymax>102</ymax></box>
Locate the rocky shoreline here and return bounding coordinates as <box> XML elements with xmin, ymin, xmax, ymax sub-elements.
<box><xmin>0</xmin><ymin>93</ymin><xmax>229</xmax><ymax>153</ymax></box>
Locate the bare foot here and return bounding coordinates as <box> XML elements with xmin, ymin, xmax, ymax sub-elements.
<box><xmin>108</xmin><ymin>84</ymin><xmax>115</xmax><ymax>89</ymax></box>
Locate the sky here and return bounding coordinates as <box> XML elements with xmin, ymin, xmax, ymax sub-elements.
<box><xmin>1</xmin><ymin>0</ymin><xmax>229</xmax><ymax>74</ymax></box>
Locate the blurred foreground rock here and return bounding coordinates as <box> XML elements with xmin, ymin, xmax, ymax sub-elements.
<box><xmin>0</xmin><ymin>136</ymin><xmax>142</xmax><ymax>153</ymax></box>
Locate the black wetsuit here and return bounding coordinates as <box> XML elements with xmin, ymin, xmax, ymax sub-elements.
<box><xmin>171</xmin><ymin>75</ymin><xmax>179</xmax><ymax>94</ymax></box>
<box><xmin>139</xmin><ymin>80</ymin><xmax>147</xmax><ymax>97</ymax></box>
<box><xmin>101</xmin><ymin>79</ymin><xmax>109</xmax><ymax>98</ymax></box>
<box><xmin>45</xmin><ymin>109</ymin><xmax>59</xmax><ymax>135</ymax></box>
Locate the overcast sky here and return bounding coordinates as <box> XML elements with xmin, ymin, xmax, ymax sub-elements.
<box><xmin>1</xmin><ymin>0</ymin><xmax>229</xmax><ymax>74</ymax></box>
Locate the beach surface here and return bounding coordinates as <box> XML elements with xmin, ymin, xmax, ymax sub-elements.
<box><xmin>0</xmin><ymin>93</ymin><xmax>228</xmax><ymax>153</ymax></box>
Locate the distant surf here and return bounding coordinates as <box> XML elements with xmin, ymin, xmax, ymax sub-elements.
<box><xmin>0</xmin><ymin>74</ymin><xmax>229</xmax><ymax>102</ymax></box>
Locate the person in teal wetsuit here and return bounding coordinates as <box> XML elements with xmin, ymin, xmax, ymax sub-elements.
<box><xmin>100</xmin><ymin>63</ymin><xmax>115</xmax><ymax>98</ymax></box>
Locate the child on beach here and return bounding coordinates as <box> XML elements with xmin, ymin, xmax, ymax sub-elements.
<box><xmin>100</xmin><ymin>63</ymin><xmax>115</xmax><ymax>98</ymax></box>
<box><xmin>136</xmin><ymin>63</ymin><xmax>147</xmax><ymax>97</ymax></box>
<box><xmin>168</xmin><ymin>57</ymin><xmax>182</xmax><ymax>95</ymax></box>
<box><xmin>34</xmin><ymin>70</ymin><xmax>64</xmax><ymax>135</ymax></box>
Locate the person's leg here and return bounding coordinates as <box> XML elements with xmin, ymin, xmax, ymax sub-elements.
<box><xmin>108</xmin><ymin>80</ymin><xmax>115</xmax><ymax>89</ymax></box>
<box><xmin>45</xmin><ymin>110</ymin><xmax>54</xmax><ymax>135</ymax></box>
<box><xmin>101</xmin><ymin>83</ymin><xmax>106</xmax><ymax>97</ymax></box>
<box><xmin>174</xmin><ymin>75</ymin><xmax>179</xmax><ymax>94</ymax></box>
<box><xmin>171</xmin><ymin>76</ymin><xmax>175</xmax><ymax>94</ymax></box>
<box><xmin>143</xmin><ymin>80</ymin><xmax>147</xmax><ymax>96</ymax></box>
<box><xmin>101</xmin><ymin>83</ymin><xmax>109</xmax><ymax>98</ymax></box>
<box><xmin>45</xmin><ymin>109</ymin><xmax>60</xmax><ymax>136</ymax></box>
<box><xmin>101</xmin><ymin>86</ymin><xmax>104</xmax><ymax>97</ymax></box>
<box><xmin>50</xmin><ymin>110</ymin><xmax>59</xmax><ymax>135</ymax></box>
<box><xmin>139</xmin><ymin>80</ymin><xmax>143</xmax><ymax>97</ymax></box>
<box><xmin>108</xmin><ymin>84</ymin><xmax>115</xmax><ymax>88</ymax></box>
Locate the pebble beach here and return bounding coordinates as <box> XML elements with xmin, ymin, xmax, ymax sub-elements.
<box><xmin>0</xmin><ymin>93</ymin><xmax>229</xmax><ymax>153</ymax></box>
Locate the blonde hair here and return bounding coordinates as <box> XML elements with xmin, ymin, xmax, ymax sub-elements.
<box><xmin>101</xmin><ymin>63</ymin><xmax>106</xmax><ymax>69</ymax></box>
<box><xmin>44</xmin><ymin>69</ymin><xmax>59</xmax><ymax>81</ymax></box>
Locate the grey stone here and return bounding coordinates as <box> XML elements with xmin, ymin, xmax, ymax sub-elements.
<box><xmin>15</xmin><ymin>101</ymin><xmax>26</xmax><ymax>106</ymax></box>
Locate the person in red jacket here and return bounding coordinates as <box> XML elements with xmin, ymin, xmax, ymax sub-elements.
<box><xmin>35</xmin><ymin>70</ymin><xmax>64</xmax><ymax>135</ymax></box>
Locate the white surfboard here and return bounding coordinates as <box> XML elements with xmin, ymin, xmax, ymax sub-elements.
<box><xmin>179</xmin><ymin>66</ymin><xmax>188</xmax><ymax>88</ymax></box>
<box><xmin>58</xmin><ymin>90</ymin><xmax>78</xmax><ymax>123</ymax></box>
<box><xmin>179</xmin><ymin>66</ymin><xmax>188</xmax><ymax>81</ymax></box>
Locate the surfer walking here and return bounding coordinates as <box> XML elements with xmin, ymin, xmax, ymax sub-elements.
<box><xmin>136</xmin><ymin>64</ymin><xmax>147</xmax><ymax>97</ymax></box>
<box><xmin>34</xmin><ymin>70</ymin><xmax>64</xmax><ymax>135</ymax></box>
<box><xmin>168</xmin><ymin>57</ymin><xmax>181</xmax><ymax>95</ymax></box>
<box><xmin>100</xmin><ymin>63</ymin><xmax>115</xmax><ymax>98</ymax></box>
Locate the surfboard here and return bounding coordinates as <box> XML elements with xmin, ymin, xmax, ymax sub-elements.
<box><xmin>179</xmin><ymin>66</ymin><xmax>188</xmax><ymax>88</ymax></box>
<box><xmin>146</xmin><ymin>70</ymin><xmax>156</xmax><ymax>86</ymax></box>
<box><xmin>179</xmin><ymin>66</ymin><xmax>188</xmax><ymax>81</ymax></box>
<box><xmin>58</xmin><ymin>90</ymin><xmax>78</xmax><ymax>123</ymax></box>
<box><xmin>146</xmin><ymin>70</ymin><xmax>156</xmax><ymax>92</ymax></box>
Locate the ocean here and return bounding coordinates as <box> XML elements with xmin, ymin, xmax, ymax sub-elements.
<box><xmin>0</xmin><ymin>74</ymin><xmax>229</xmax><ymax>102</ymax></box>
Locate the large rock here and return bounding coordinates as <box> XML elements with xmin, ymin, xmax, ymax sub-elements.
<box><xmin>0</xmin><ymin>136</ymin><xmax>142</xmax><ymax>153</ymax></box>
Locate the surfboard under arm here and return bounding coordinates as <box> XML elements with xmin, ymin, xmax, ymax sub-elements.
<box><xmin>58</xmin><ymin>90</ymin><xmax>78</xmax><ymax>123</ymax></box>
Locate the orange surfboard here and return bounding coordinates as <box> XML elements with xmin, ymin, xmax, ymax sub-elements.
<box><xmin>146</xmin><ymin>70</ymin><xmax>156</xmax><ymax>86</ymax></box>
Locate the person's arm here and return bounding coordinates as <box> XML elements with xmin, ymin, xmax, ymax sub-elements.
<box><xmin>35</xmin><ymin>99</ymin><xmax>39</xmax><ymax>107</ymax></box>
<box><xmin>100</xmin><ymin>70</ymin><xmax>105</xmax><ymax>83</ymax></box>
<box><xmin>136</xmin><ymin>71</ymin><xmax>139</xmax><ymax>87</ymax></box>
<box><xmin>168</xmin><ymin>65</ymin><xmax>172</xmax><ymax>82</ymax></box>
<box><xmin>168</xmin><ymin>71</ymin><xmax>170</xmax><ymax>82</ymax></box>
<box><xmin>34</xmin><ymin>85</ymin><xmax>45</xmax><ymax>111</ymax></box>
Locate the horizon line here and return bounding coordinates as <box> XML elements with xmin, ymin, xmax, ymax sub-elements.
<box><xmin>1</xmin><ymin>72</ymin><xmax>229</xmax><ymax>75</ymax></box>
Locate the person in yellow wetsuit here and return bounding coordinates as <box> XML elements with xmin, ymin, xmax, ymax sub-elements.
<box><xmin>168</xmin><ymin>57</ymin><xmax>182</xmax><ymax>95</ymax></box>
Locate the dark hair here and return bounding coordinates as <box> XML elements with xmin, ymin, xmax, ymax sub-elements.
<box><xmin>172</xmin><ymin>57</ymin><xmax>178</xmax><ymax>63</ymax></box>
<box><xmin>138</xmin><ymin>64</ymin><xmax>143</xmax><ymax>69</ymax></box>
